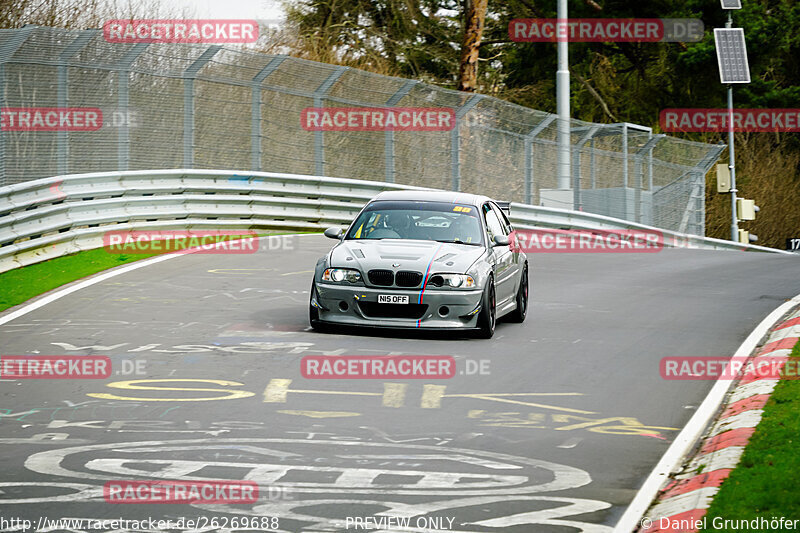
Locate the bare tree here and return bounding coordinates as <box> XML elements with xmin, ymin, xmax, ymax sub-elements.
<box><xmin>458</xmin><ymin>0</ymin><xmax>488</xmax><ymax>92</ymax></box>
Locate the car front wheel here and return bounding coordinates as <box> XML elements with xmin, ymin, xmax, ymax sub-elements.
<box><xmin>507</xmin><ymin>263</ymin><xmax>528</xmax><ymax>323</ymax></box>
<box><xmin>475</xmin><ymin>280</ymin><xmax>496</xmax><ymax>339</ymax></box>
<box><xmin>309</xmin><ymin>282</ymin><xmax>328</xmax><ymax>332</ymax></box>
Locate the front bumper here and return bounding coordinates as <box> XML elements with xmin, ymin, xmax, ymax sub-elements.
<box><xmin>313</xmin><ymin>282</ymin><xmax>484</xmax><ymax>329</ymax></box>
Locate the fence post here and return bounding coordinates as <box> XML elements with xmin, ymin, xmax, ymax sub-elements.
<box><xmin>0</xmin><ymin>26</ymin><xmax>35</xmax><ymax>186</ymax></box>
<box><xmin>451</xmin><ymin>94</ymin><xmax>484</xmax><ymax>192</ymax></box>
<box><xmin>634</xmin><ymin>134</ymin><xmax>664</xmax><ymax>225</ymax></box>
<box><xmin>680</xmin><ymin>143</ymin><xmax>726</xmax><ymax>235</ymax></box>
<box><xmin>572</xmin><ymin>125</ymin><xmax>599</xmax><ymax>211</ymax></box>
<box><xmin>116</xmin><ymin>43</ymin><xmax>149</xmax><ymax>171</ymax></box>
<box><xmin>384</xmin><ymin>80</ymin><xmax>418</xmax><ymax>183</ymax></box>
<box><xmin>524</xmin><ymin>115</ymin><xmax>556</xmax><ymax>205</ymax></box>
<box><xmin>251</xmin><ymin>56</ymin><xmax>286</xmax><ymax>172</ymax></box>
<box><xmin>182</xmin><ymin>46</ymin><xmax>221</xmax><ymax>169</ymax></box>
<box><xmin>57</xmin><ymin>30</ymin><xmax>97</xmax><ymax>176</ymax></box>
<box><xmin>312</xmin><ymin>66</ymin><xmax>348</xmax><ymax>177</ymax></box>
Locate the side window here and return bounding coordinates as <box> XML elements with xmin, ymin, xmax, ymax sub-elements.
<box><xmin>483</xmin><ymin>203</ymin><xmax>505</xmax><ymax>242</ymax></box>
<box><xmin>490</xmin><ymin>203</ymin><xmax>512</xmax><ymax>235</ymax></box>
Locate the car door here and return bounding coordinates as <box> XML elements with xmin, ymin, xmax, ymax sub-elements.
<box><xmin>482</xmin><ymin>202</ymin><xmax>515</xmax><ymax>306</ymax></box>
<box><xmin>491</xmin><ymin>202</ymin><xmax>523</xmax><ymax>299</ymax></box>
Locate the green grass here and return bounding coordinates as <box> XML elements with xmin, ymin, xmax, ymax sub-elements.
<box><xmin>700</xmin><ymin>340</ymin><xmax>800</xmax><ymax>532</ymax></box>
<box><xmin>0</xmin><ymin>231</ymin><xmax>303</xmax><ymax>313</ymax></box>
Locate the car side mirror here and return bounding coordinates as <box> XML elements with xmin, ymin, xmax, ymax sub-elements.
<box><xmin>492</xmin><ymin>234</ymin><xmax>510</xmax><ymax>247</ymax></box>
<box><xmin>324</xmin><ymin>227</ymin><xmax>344</xmax><ymax>240</ymax></box>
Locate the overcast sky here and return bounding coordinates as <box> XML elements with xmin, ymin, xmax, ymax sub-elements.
<box><xmin>136</xmin><ymin>0</ymin><xmax>285</xmax><ymax>21</ymax></box>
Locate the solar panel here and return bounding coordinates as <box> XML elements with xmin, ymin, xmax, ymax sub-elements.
<box><xmin>714</xmin><ymin>28</ymin><xmax>751</xmax><ymax>84</ymax></box>
<box><xmin>720</xmin><ymin>0</ymin><xmax>742</xmax><ymax>9</ymax></box>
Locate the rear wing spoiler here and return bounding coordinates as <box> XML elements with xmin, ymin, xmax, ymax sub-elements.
<box><xmin>495</xmin><ymin>201</ymin><xmax>511</xmax><ymax>214</ymax></box>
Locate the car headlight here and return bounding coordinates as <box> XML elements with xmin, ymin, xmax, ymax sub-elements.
<box><xmin>322</xmin><ymin>268</ymin><xmax>362</xmax><ymax>283</ymax></box>
<box><xmin>427</xmin><ymin>273</ymin><xmax>475</xmax><ymax>289</ymax></box>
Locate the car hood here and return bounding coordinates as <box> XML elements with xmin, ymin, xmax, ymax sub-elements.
<box><xmin>331</xmin><ymin>239</ymin><xmax>485</xmax><ymax>276</ymax></box>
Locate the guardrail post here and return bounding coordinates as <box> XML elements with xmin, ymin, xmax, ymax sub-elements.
<box><xmin>183</xmin><ymin>46</ymin><xmax>221</xmax><ymax>169</ymax></box>
<box><xmin>451</xmin><ymin>95</ymin><xmax>484</xmax><ymax>192</ymax></box>
<box><xmin>251</xmin><ymin>56</ymin><xmax>286</xmax><ymax>172</ymax></box>
<box><xmin>312</xmin><ymin>67</ymin><xmax>348</xmax><ymax>176</ymax></box>
<box><xmin>57</xmin><ymin>30</ymin><xmax>97</xmax><ymax>176</ymax></box>
<box><xmin>0</xmin><ymin>26</ymin><xmax>35</xmax><ymax>186</ymax></box>
<box><xmin>116</xmin><ymin>43</ymin><xmax>149</xmax><ymax>171</ymax></box>
<box><xmin>572</xmin><ymin>125</ymin><xmax>599</xmax><ymax>211</ymax></box>
<box><xmin>384</xmin><ymin>80</ymin><xmax>418</xmax><ymax>183</ymax></box>
<box><xmin>524</xmin><ymin>115</ymin><xmax>556</xmax><ymax>205</ymax></box>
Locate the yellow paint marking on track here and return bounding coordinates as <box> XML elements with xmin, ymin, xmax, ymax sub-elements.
<box><xmin>289</xmin><ymin>390</ymin><xmax>380</xmax><ymax>396</ymax></box>
<box><xmin>447</xmin><ymin>392</ymin><xmax>583</xmax><ymax>397</ymax></box>
<box><xmin>207</xmin><ymin>268</ymin><xmax>275</xmax><ymax>274</ymax></box>
<box><xmin>263</xmin><ymin>379</ymin><xmax>292</xmax><ymax>403</ymax></box>
<box><xmin>382</xmin><ymin>383</ymin><xmax>407</xmax><ymax>408</ymax></box>
<box><xmin>455</xmin><ymin>394</ymin><xmax>596</xmax><ymax>415</ymax></box>
<box><xmin>421</xmin><ymin>384</ymin><xmax>447</xmax><ymax>409</ymax></box>
<box><xmin>277</xmin><ymin>410</ymin><xmax>361</xmax><ymax>418</ymax></box>
<box><xmin>88</xmin><ymin>379</ymin><xmax>255</xmax><ymax>402</ymax></box>
<box><xmin>280</xmin><ymin>270</ymin><xmax>314</xmax><ymax>276</ymax></box>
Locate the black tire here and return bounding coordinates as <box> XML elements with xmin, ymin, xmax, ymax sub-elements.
<box><xmin>309</xmin><ymin>282</ymin><xmax>328</xmax><ymax>332</ymax></box>
<box><xmin>507</xmin><ymin>263</ymin><xmax>529</xmax><ymax>323</ymax></box>
<box><xmin>475</xmin><ymin>280</ymin><xmax>496</xmax><ymax>339</ymax></box>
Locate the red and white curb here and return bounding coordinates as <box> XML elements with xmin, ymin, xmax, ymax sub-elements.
<box><xmin>633</xmin><ymin>309</ymin><xmax>800</xmax><ymax>532</ymax></box>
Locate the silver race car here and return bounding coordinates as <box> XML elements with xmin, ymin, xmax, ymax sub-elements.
<box><xmin>309</xmin><ymin>191</ymin><xmax>528</xmax><ymax>338</ymax></box>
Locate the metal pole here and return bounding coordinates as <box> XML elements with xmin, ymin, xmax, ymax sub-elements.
<box><xmin>313</xmin><ymin>66</ymin><xmax>348</xmax><ymax>177</ymax></box>
<box><xmin>728</xmin><ymin>84</ymin><xmax>738</xmax><ymax>241</ymax></box>
<box><xmin>117</xmin><ymin>43</ymin><xmax>149</xmax><ymax>172</ymax></box>
<box><xmin>524</xmin><ymin>115</ymin><xmax>556</xmax><ymax>205</ymax></box>
<box><xmin>251</xmin><ymin>56</ymin><xmax>286</xmax><ymax>172</ymax></box>
<box><xmin>451</xmin><ymin>94</ymin><xmax>484</xmax><ymax>192</ymax></box>
<box><xmin>726</xmin><ymin>12</ymin><xmax>738</xmax><ymax>242</ymax></box>
<box><xmin>384</xmin><ymin>80</ymin><xmax>417</xmax><ymax>183</ymax></box>
<box><xmin>183</xmin><ymin>46</ymin><xmax>221</xmax><ymax>169</ymax></box>
<box><xmin>556</xmin><ymin>0</ymin><xmax>571</xmax><ymax>190</ymax></box>
<box><xmin>0</xmin><ymin>26</ymin><xmax>35</xmax><ymax>186</ymax></box>
<box><xmin>57</xmin><ymin>30</ymin><xmax>96</xmax><ymax>176</ymax></box>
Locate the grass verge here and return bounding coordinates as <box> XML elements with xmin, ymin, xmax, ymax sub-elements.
<box><xmin>0</xmin><ymin>231</ymin><xmax>300</xmax><ymax>313</ymax></box>
<box><xmin>700</xmin><ymin>339</ymin><xmax>800</xmax><ymax>531</ymax></box>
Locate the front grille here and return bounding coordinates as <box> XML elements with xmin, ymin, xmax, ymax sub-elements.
<box><xmin>395</xmin><ymin>270</ymin><xmax>423</xmax><ymax>288</ymax></box>
<box><xmin>368</xmin><ymin>269</ymin><xmax>394</xmax><ymax>286</ymax></box>
<box><xmin>358</xmin><ymin>301</ymin><xmax>428</xmax><ymax>319</ymax></box>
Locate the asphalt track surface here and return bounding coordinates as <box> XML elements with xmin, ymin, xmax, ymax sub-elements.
<box><xmin>1</xmin><ymin>234</ymin><xmax>799</xmax><ymax>533</ymax></box>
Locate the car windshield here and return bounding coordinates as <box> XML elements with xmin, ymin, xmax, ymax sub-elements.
<box><xmin>345</xmin><ymin>200</ymin><xmax>484</xmax><ymax>245</ymax></box>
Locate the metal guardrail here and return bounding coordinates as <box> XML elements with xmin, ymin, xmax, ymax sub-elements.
<box><xmin>0</xmin><ymin>169</ymin><xmax>787</xmax><ymax>273</ymax></box>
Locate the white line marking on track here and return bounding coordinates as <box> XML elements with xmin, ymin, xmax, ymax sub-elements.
<box><xmin>613</xmin><ymin>293</ymin><xmax>800</xmax><ymax>533</ymax></box>
<box><xmin>0</xmin><ymin>233</ymin><xmax>317</xmax><ymax>326</ymax></box>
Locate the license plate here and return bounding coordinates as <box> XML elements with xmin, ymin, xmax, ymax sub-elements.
<box><xmin>378</xmin><ymin>294</ymin><xmax>409</xmax><ymax>304</ymax></box>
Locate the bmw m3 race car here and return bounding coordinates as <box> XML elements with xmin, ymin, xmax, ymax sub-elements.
<box><xmin>309</xmin><ymin>190</ymin><xmax>528</xmax><ymax>338</ymax></box>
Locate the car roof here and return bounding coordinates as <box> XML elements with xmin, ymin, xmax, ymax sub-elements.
<box><xmin>370</xmin><ymin>190</ymin><xmax>494</xmax><ymax>207</ymax></box>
